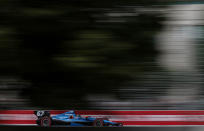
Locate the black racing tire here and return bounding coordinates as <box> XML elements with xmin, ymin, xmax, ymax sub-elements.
<box><xmin>40</xmin><ymin>116</ymin><xmax>52</xmax><ymax>127</ymax></box>
<box><xmin>93</xmin><ymin>118</ymin><xmax>104</xmax><ymax>127</ymax></box>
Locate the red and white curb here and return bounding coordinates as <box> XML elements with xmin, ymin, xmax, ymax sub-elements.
<box><xmin>1</xmin><ymin>110</ymin><xmax>204</xmax><ymax>126</ymax></box>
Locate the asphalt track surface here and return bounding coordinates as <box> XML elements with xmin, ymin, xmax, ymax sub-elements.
<box><xmin>0</xmin><ymin>126</ymin><xmax>203</xmax><ymax>131</ymax></box>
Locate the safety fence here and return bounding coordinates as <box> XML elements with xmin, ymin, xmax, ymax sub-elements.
<box><xmin>1</xmin><ymin>110</ymin><xmax>204</xmax><ymax>126</ymax></box>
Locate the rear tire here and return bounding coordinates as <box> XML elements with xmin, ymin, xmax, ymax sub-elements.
<box><xmin>40</xmin><ymin>116</ymin><xmax>52</xmax><ymax>127</ymax></box>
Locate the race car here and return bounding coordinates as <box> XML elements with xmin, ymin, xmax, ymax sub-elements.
<box><xmin>34</xmin><ymin>110</ymin><xmax>123</xmax><ymax>127</ymax></box>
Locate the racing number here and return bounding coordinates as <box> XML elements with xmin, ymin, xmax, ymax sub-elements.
<box><xmin>37</xmin><ymin>111</ymin><xmax>45</xmax><ymax>117</ymax></box>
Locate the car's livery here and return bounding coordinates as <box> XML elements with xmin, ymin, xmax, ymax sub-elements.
<box><xmin>34</xmin><ymin>110</ymin><xmax>123</xmax><ymax>127</ymax></box>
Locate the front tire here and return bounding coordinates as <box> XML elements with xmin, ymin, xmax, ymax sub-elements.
<box><xmin>93</xmin><ymin>118</ymin><xmax>104</xmax><ymax>127</ymax></box>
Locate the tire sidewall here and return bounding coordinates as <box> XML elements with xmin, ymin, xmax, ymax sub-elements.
<box><xmin>93</xmin><ymin>118</ymin><xmax>104</xmax><ymax>127</ymax></box>
<box><xmin>40</xmin><ymin>116</ymin><xmax>51</xmax><ymax>127</ymax></box>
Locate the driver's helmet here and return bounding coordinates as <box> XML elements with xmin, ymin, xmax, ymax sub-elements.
<box><xmin>69</xmin><ymin>115</ymin><xmax>74</xmax><ymax>119</ymax></box>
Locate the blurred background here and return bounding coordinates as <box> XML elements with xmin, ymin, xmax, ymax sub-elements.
<box><xmin>1</xmin><ymin>0</ymin><xmax>204</xmax><ymax>110</ymax></box>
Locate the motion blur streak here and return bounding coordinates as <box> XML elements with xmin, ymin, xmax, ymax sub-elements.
<box><xmin>0</xmin><ymin>0</ymin><xmax>204</xmax><ymax>111</ymax></box>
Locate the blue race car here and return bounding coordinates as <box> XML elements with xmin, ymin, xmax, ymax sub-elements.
<box><xmin>34</xmin><ymin>110</ymin><xmax>123</xmax><ymax>127</ymax></box>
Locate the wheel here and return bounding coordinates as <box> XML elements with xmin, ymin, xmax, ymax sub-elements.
<box><xmin>93</xmin><ymin>118</ymin><xmax>104</xmax><ymax>127</ymax></box>
<box><xmin>40</xmin><ymin>116</ymin><xmax>52</xmax><ymax>127</ymax></box>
